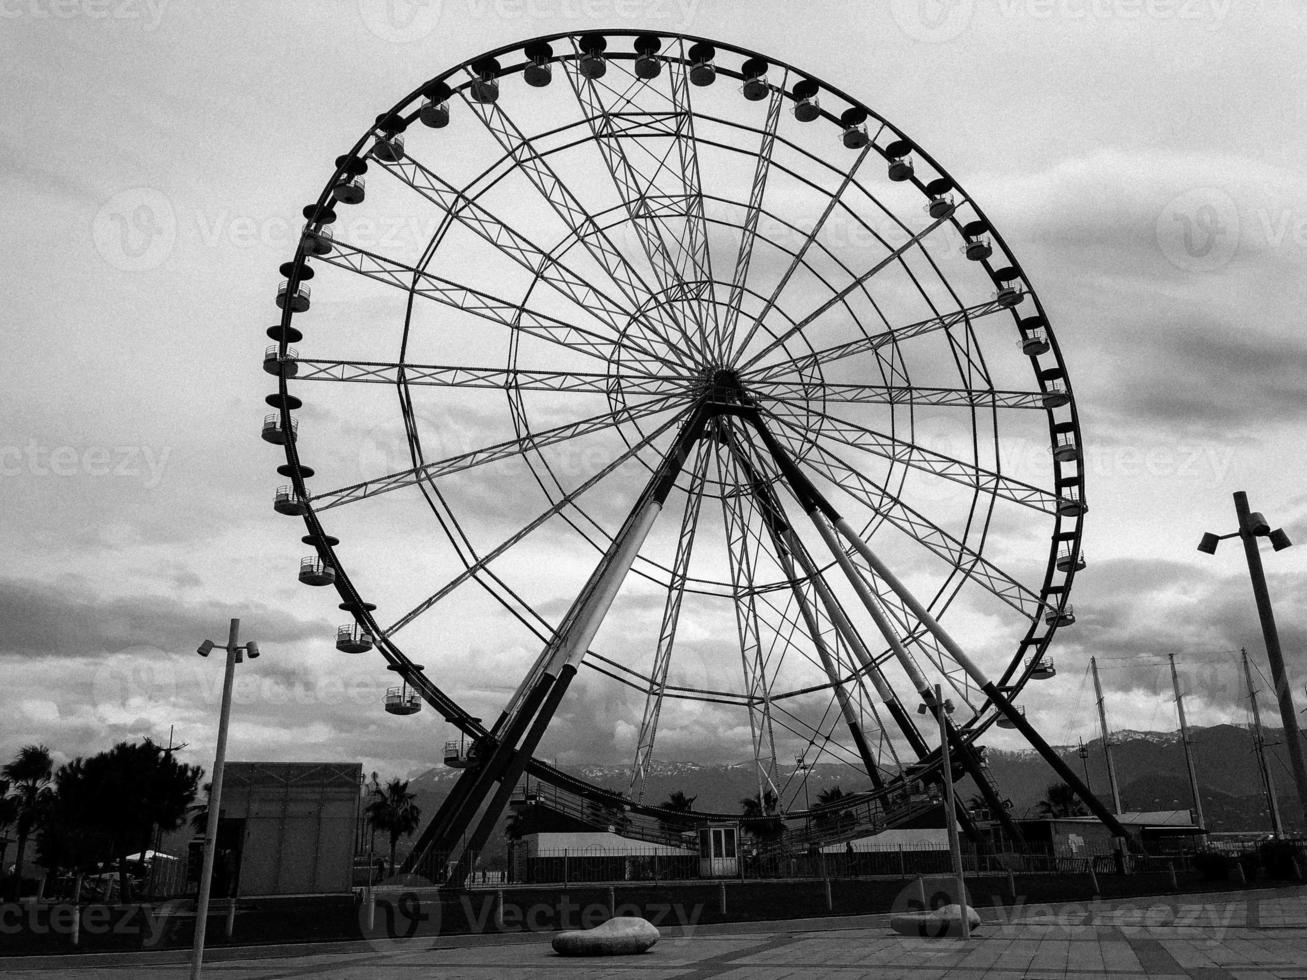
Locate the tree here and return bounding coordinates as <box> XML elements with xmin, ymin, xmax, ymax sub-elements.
<box><xmin>50</xmin><ymin>740</ymin><xmax>202</xmax><ymax>901</ymax></box>
<box><xmin>739</xmin><ymin>790</ymin><xmax>785</xmax><ymax>840</ymax></box>
<box><xmin>656</xmin><ymin>790</ymin><xmax>696</xmax><ymax>834</ymax></box>
<box><xmin>660</xmin><ymin>790</ymin><xmax>697</xmax><ymax>813</ymax></box>
<box><xmin>813</xmin><ymin>786</ymin><xmax>852</xmax><ymax>827</ymax></box>
<box><xmin>3</xmin><ymin>744</ymin><xmax>54</xmax><ymax>892</ymax></box>
<box><xmin>0</xmin><ymin>779</ymin><xmax>16</xmax><ymax>870</ymax></box>
<box><xmin>1037</xmin><ymin>782</ymin><xmax>1088</xmax><ymax>819</ymax></box>
<box><xmin>366</xmin><ymin>776</ymin><xmax>422</xmax><ymax>874</ymax></box>
<box><xmin>35</xmin><ymin>760</ymin><xmax>111</xmax><ymax>898</ymax></box>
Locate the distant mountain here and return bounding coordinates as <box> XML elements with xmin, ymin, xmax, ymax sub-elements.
<box><xmin>390</xmin><ymin>723</ymin><xmax>1305</xmax><ymax>864</ymax></box>
<box><xmin>975</xmin><ymin>723</ymin><xmax>1304</xmax><ymax>833</ymax></box>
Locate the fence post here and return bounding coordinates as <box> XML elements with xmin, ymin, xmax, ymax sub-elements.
<box><xmin>563</xmin><ymin>849</ymin><xmax>568</xmax><ymax>887</ymax></box>
<box><xmin>364</xmin><ymin>887</ymin><xmax>375</xmax><ymax>931</ymax></box>
<box><xmin>1006</xmin><ymin>868</ymin><xmax>1017</xmax><ymax>901</ymax></box>
<box><xmin>70</xmin><ymin>907</ymin><xmax>80</xmax><ymax>947</ymax></box>
<box><xmin>898</xmin><ymin>844</ymin><xmax>906</xmax><ymax>877</ymax></box>
<box><xmin>824</xmin><ymin>877</ymin><xmax>833</xmax><ymax>912</ymax></box>
<box><xmin>496</xmin><ymin>888</ymin><xmax>505</xmax><ymax>930</ymax></box>
<box><xmin>608</xmin><ymin>886</ymin><xmax>615</xmax><ymax>918</ymax></box>
<box><xmin>224</xmin><ymin>897</ymin><xmax>237</xmax><ymax>939</ymax></box>
<box><xmin>719</xmin><ymin>881</ymin><xmax>727</xmax><ymax>916</ymax></box>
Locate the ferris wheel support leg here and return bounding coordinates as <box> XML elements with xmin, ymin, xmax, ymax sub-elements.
<box><xmin>727</xmin><ymin>442</ymin><xmax>884</xmax><ymax>788</ymax></box>
<box><xmin>738</xmin><ymin>413</ymin><xmax>1024</xmax><ymax>842</ymax></box>
<box><xmin>450</xmin><ymin>664</ymin><xmax>581</xmax><ymax>887</ymax></box>
<box><xmin>827</xmin><ymin>516</ymin><xmax>1136</xmax><ymax>848</ymax></box>
<box><xmin>415</xmin><ymin>408</ymin><xmax>712</xmax><ymax>878</ymax></box>
<box><xmin>403</xmin><ymin>674</ymin><xmax>556</xmax><ymax>874</ymax></box>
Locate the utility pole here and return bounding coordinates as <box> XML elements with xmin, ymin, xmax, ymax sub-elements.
<box><xmin>1168</xmin><ymin>653</ymin><xmax>1205</xmax><ymax>831</ymax></box>
<box><xmin>1090</xmin><ymin>658</ymin><xmax>1123</xmax><ymax>813</ymax></box>
<box><xmin>1242</xmin><ymin>647</ymin><xmax>1284</xmax><ymax>838</ymax></box>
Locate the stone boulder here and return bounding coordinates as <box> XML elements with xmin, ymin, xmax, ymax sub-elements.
<box><xmin>889</xmin><ymin>903</ymin><xmax>981</xmax><ymax>938</ymax></box>
<box><xmin>551</xmin><ymin>916</ymin><xmax>660</xmax><ymax>956</ymax></box>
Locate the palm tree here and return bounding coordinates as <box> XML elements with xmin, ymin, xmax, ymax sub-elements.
<box><xmin>0</xmin><ymin>779</ymin><xmax>16</xmax><ymax>870</ymax></box>
<box><xmin>660</xmin><ymin>790</ymin><xmax>697</xmax><ymax>813</ymax></box>
<box><xmin>366</xmin><ymin>776</ymin><xmax>422</xmax><ymax>874</ymax></box>
<box><xmin>740</xmin><ymin>790</ymin><xmax>785</xmax><ymax>840</ymax></box>
<box><xmin>1037</xmin><ymin>782</ymin><xmax>1088</xmax><ymax>819</ymax></box>
<box><xmin>3</xmin><ymin>744</ymin><xmax>53</xmax><ymax>892</ymax></box>
<box><xmin>813</xmin><ymin>786</ymin><xmax>851</xmax><ymax>827</ymax></box>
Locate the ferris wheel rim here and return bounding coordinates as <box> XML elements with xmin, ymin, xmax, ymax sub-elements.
<box><xmin>268</xmin><ymin>28</ymin><xmax>1087</xmax><ymax>822</ymax></box>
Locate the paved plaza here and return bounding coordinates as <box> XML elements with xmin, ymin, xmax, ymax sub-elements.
<box><xmin>3</xmin><ymin>886</ymin><xmax>1306</xmax><ymax>979</ymax></box>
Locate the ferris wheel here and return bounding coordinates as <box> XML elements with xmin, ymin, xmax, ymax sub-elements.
<box><xmin>264</xmin><ymin>29</ymin><xmax>1125</xmax><ymax>875</ymax></box>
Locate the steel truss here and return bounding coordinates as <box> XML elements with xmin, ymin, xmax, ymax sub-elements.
<box><xmin>266</xmin><ymin>29</ymin><xmax>1119</xmax><ymax>876</ymax></box>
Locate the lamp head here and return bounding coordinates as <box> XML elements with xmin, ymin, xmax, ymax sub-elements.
<box><xmin>1197</xmin><ymin>532</ymin><xmax>1221</xmax><ymax>555</ymax></box>
<box><xmin>245</xmin><ymin>641</ymin><xmax>260</xmax><ymax>660</ymax></box>
<box><xmin>1270</xmin><ymin>528</ymin><xmax>1292</xmax><ymax>552</ymax></box>
<box><xmin>197</xmin><ymin>639</ymin><xmax>215</xmax><ymax>658</ymax></box>
<box><xmin>1249</xmin><ymin>512</ymin><xmax>1271</xmax><ymax>536</ymax></box>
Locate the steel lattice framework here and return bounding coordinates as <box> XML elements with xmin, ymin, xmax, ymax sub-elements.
<box><xmin>264</xmin><ymin>30</ymin><xmax>1125</xmax><ymax>881</ymax></box>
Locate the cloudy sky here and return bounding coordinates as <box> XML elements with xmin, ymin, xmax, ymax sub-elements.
<box><xmin>2</xmin><ymin>0</ymin><xmax>1305</xmax><ymax>800</ymax></box>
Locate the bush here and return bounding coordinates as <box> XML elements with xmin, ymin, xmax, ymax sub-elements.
<box><xmin>1193</xmin><ymin>850</ymin><xmax>1232</xmax><ymax>881</ymax></box>
<box><xmin>1257</xmin><ymin>840</ymin><xmax>1305</xmax><ymax>880</ymax></box>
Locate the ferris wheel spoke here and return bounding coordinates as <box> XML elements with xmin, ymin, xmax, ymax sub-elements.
<box><xmin>771</xmin><ymin>428</ymin><xmax>1044</xmax><ymax>620</ymax></box>
<box><xmin>385</xmin><ymin>406</ymin><xmax>689</xmax><ymax>638</ymax></box>
<box><xmin>737</xmin><ymin>212</ymin><xmax>953</xmax><ymax>372</ymax></box>
<box><xmin>563</xmin><ymin>49</ymin><xmax>716</xmax><ymax>365</ymax></box>
<box><xmin>743</xmin><ymin>297</ymin><xmax>1013</xmax><ymax>383</ymax></box>
<box><xmin>729</xmin><ymin>145</ymin><xmax>872</xmax><ymax>365</ymax></box>
<box><xmin>666</xmin><ymin>43</ymin><xmax>723</xmax><ymax>355</ymax></box>
<box><xmin>754</xmin><ymin>380</ymin><xmax>1051</xmax><ymax>411</ymax></box>
<box><xmin>373</xmin><ymin>153</ymin><xmax>698</xmax><ymax>372</ymax></box>
<box><xmin>717</xmin><ymin>76</ymin><xmax>786</xmax><ymax>362</ymax></box>
<box><xmin>713</xmin><ymin>437</ymin><xmax>782</xmax><ymax>805</ymax></box>
<box><xmin>310</xmin><ymin>394</ymin><xmax>684</xmax><ymax>512</ymax></box>
<box><xmin>316</xmin><ymin>237</ymin><xmax>646</xmax><ymax>369</ymax></box>
<box><xmin>291</xmin><ymin>358</ymin><xmax>693</xmax><ymax>397</ymax></box>
<box><xmin>758</xmin><ymin>400</ymin><xmax>1059</xmax><ymax>514</ymax></box>
<box><xmin>461</xmin><ymin>95</ymin><xmax>696</xmax><ymax>361</ymax></box>
<box><xmin>630</xmin><ymin>440</ymin><xmax>710</xmax><ymax>799</ymax></box>
<box><xmin>724</xmin><ymin>433</ymin><xmax>883</xmax><ymax>782</ymax></box>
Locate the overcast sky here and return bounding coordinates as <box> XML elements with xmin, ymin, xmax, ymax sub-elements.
<box><xmin>2</xmin><ymin>0</ymin><xmax>1305</xmax><ymax>796</ymax></box>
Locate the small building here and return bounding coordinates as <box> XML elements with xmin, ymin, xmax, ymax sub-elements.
<box><xmin>1014</xmin><ymin>810</ymin><xmax>1202</xmax><ymax>855</ymax></box>
<box><xmin>195</xmin><ymin>761</ymin><xmax>361</xmax><ymax>897</ymax></box>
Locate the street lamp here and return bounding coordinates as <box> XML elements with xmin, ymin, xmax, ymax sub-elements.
<box><xmin>1199</xmin><ymin>491</ymin><xmax>1305</xmax><ymax>828</ymax></box>
<box><xmin>191</xmin><ymin>619</ymin><xmax>260</xmax><ymax>980</ymax></box>
<box><xmin>920</xmin><ymin>686</ymin><xmax>969</xmax><ymax>939</ymax></box>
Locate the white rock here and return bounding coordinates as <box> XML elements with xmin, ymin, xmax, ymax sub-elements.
<box><xmin>552</xmin><ymin>915</ymin><xmax>660</xmax><ymax>956</ymax></box>
<box><xmin>889</xmin><ymin>903</ymin><xmax>981</xmax><ymax>937</ymax></box>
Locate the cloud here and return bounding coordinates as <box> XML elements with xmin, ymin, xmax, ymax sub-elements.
<box><xmin>0</xmin><ymin>575</ymin><xmax>332</xmax><ymax>661</ymax></box>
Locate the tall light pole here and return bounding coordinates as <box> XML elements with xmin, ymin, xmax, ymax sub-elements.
<box><xmin>190</xmin><ymin>619</ymin><xmax>260</xmax><ymax>980</ymax></box>
<box><xmin>925</xmin><ymin>686</ymin><xmax>969</xmax><ymax>939</ymax></box>
<box><xmin>1199</xmin><ymin>491</ymin><xmax>1305</xmax><ymax>828</ymax></box>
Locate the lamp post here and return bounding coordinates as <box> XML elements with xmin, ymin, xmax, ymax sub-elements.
<box><xmin>795</xmin><ymin>751</ymin><xmax>812</xmax><ymax>827</ymax></box>
<box><xmin>1199</xmin><ymin>491</ymin><xmax>1305</xmax><ymax>828</ymax></box>
<box><xmin>923</xmin><ymin>685</ymin><xmax>969</xmax><ymax>939</ymax></box>
<box><xmin>190</xmin><ymin>619</ymin><xmax>259</xmax><ymax>980</ymax></box>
